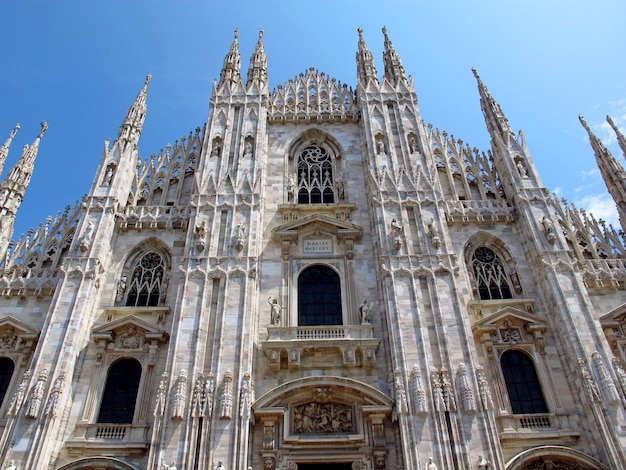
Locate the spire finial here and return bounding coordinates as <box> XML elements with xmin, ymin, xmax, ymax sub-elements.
<box><xmin>607</xmin><ymin>115</ymin><xmax>626</xmax><ymax>160</ymax></box>
<box><xmin>38</xmin><ymin>121</ymin><xmax>48</xmax><ymax>140</ymax></box>
<box><xmin>356</xmin><ymin>27</ymin><xmax>378</xmax><ymax>85</ymax></box>
<box><xmin>219</xmin><ymin>28</ymin><xmax>242</xmax><ymax>88</ymax></box>
<box><xmin>247</xmin><ymin>29</ymin><xmax>268</xmax><ymax>86</ymax></box>
<box><xmin>381</xmin><ymin>26</ymin><xmax>406</xmax><ymax>86</ymax></box>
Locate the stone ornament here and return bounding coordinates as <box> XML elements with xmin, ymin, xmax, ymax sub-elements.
<box><xmin>219</xmin><ymin>369</ymin><xmax>233</xmax><ymax>419</ymax></box>
<box><xmin>171</xmin><ymin>369</ymin><xmax>187</xmax><ymax>420</ymax></box>
<box><xmin>542</xmin><ymin>215</ymin><xmax>556</xmax><ymax>244</ymax></box>
<box><xmin>44</xmin><ymin>373</ymin><xmax>65</xmax><ymax>418</ymax></box>
<box><xmin>268</xmin><ymin>297</ymin><xmax>282</xmax><ymax>325</ymax></box>
<box><xmin>476</xmin><ymin>366</ymin><xmax>494</xmax><ymax>411</ymax></box>
<box><xmin>292</xmin><ymin>401</ymin><xmax>354</xmax><ymax>433</ymax></box>
<box><xmin>8</xmin><ymin>370</ymin><xmax>30</xmax><ymax>416</ymax></box>
<box><xmin>359</xmin><ymin>299</ymin><xmax>371</xmax><ymax>324</ymax></box>
<box><xmin>578</xmin><ymin>358</ymin><xmax>601</xmax><ymax>403</ymax></box>
<box><xmin>0</xmin><ymin>327</ymin><xmax>18</xmax><ymax>349</ymax></box>
<box><xmin>25</xmin><ymin>368</ymin><xmax>48</xmax><ymax>419</ymax></box>
<box><xmin>592</xmin><ymin>352</ymin><xmax>620</xmax><ymax>404</ymax></box>
<box><xmin>457</xmin><ymin>363</ymin><xmax>476</xmax><ymax>413</ymax></box>
<box><xmin>411</xmin><ymin>365</ymin><xmax>428</xmax><ymax>415</ymax></box>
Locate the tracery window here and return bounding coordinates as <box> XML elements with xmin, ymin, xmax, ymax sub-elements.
<box><xmin>297</xmin><ymin>146</ymin><xmax>335</xmax><ymax>204</ymax></box>
<box><xmin>97</xmin><ymin>358</ymin><xmax>142</xmax><ymax>424</ymax></box>
<box><xmin>298</xmin><ymin>265</ymin><xmax>342</xmax><ymax>326</ymax></box>
<box><xmin>125</xmin><ymin>252</ymin><xmax>166</xmax><ymax>307</ymax></box>
<box><xmin>471</xmin><ymin>246</ymin><xmax>513</xmax><ymax>300</ymax></box>
<box><xmin>500</xmin><ymin>350</ymin><xmax>548</xmax><ymax>414</ymax></box>
<box><xmin>0</xmin><ymin>358</ymin><xmax>14</xmax><ymax>408</ymax></box>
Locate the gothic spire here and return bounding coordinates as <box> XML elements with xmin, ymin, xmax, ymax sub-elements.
<box><xmin>381</xmin><ymin>26</ymin><xmax>407</xmax><ymax>86</ymax></box>
<box><xmin>0</xmin><ymin>121</ymin><xmax>47</xmax><ymax>213</ymax></box>
<box><xmin>579</xmin><ymin>115</ymin><xmax>626</xmax><ymax>232</ymax></box>
<box><xmin>472</xmin><ymin>68</ymin><xmax>514</xmax><ymax>142</ymax></box>
<box><xmin>356</xmin><ymin>27</ymin><xmax>378</xmax><ymax>85</ymax></box>
<box><xmin>219</xmin><ymin>29</ymin><xmax>241</xmax><ymax>88</ymax></box>
<box><xmin>0</xmin><ymin>124</ymin><xmax>20</xmax><ymax>177</ymax></box>
<box><xmin>246</xmin><ymin>30</ymin><xmax>268</xmax><ymax>87</ymax></box>
<box><xmin>117</xmin><ymin>74</ymin><xmax>151</xmax><ymax>148</ymax></box>
<box><xmin>607</xmin><ymin>116</ymin><xmax>626</xmax><ymax>160</ymax></box>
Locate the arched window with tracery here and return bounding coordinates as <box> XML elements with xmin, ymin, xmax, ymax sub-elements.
<box><xmin>97</xmin><ymin>358</ymin><xmax>142</xmax><ymax>424</ymax></box>
<box><xmin>298</xmin><ymin>265</ymin><xmax>342</xmax><ymax>326</ymax></box>
<box><xmin>0</xmin><ymin>358</ymin><xmax>14</xmax><ymax>408</ymax></box>
<box><xmin>297</xmin><ymin>145</ymin><xmax>335</xmax><ymax>204</ymax></box>
<box><xmin>125</xmin><ymin>251</ymin><xmax>166</xmax><ymax>307</ymax></box>
<box><xmin>500</xmin><ymin>350</ymin><xmax>548</xmax><ymax>414</ymax></box>
<box><xmin>471</xmin><ymin>246</ymin><xmax>513</xmax><ymax>300</ymax></box>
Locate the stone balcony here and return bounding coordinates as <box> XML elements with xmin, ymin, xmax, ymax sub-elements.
<box><xmin>66</xmin><ymin>423</ymin><xmax>150</xmax><ymax>456</ymax></box>
<box><xmin>262</xmin><ymin>324</ymin><xmax>380</xmax><ymax>370</ymax></box>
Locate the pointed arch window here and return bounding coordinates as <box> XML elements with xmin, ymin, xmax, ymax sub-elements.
<box><xmin>297</xmin><ymin>146</ymin><xmax>335</xmax><ymax>204</ymax></box>
<box><xmin>0</xmin><ymin>358</ymin><xmax>14</xmax><ymax>408</ymax></box>
<box><xmin>500</xmin><ymin>350</ymin><xmax>548</xmax><ymax>414</ymax></box>
<box><xmin>97</xmin><ymin>358</ymin><xmax>142</xmax><ymax>424</ymax></box>
<box><xmin>125</xmin><ymin>252</ymin><xmax>166</xmax><ymax>307</ymax></box>
<box><xmin>471</xmin><ymin>246</ymin><xmax>513</xmax><ymax>300</ymax></box>
<box><xmin>298</xmin><ymin>265</ymin><xmax>342</xmax><ymax>326</ymax></box>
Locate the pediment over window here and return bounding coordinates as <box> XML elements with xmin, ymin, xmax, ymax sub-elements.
<box><xmin>599</xmin><ymin>302</ymin><xmax>626</xmax><ymax>356</ymax></box>
<box><xmin>92</xmin><ymin>315</ymin><xmax>169</xmax><ymax>350</ymax></box>
<box><xmin>0</xmin><ymin>316</ymin><xmax>39</xmax><ymax>350</ymax></box>
<box><xmin>273</xmin><ymin>210</ymin><xmax>362</xmax><ymax>243</ymax></box>
<box><xmin>472</xmin><ymin>306</ymin><xmax>547</xmax><ymax>352</ymax></box>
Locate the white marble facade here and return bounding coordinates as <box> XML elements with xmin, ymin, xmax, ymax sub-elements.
<box><xmin>0</xmin><ymin>28</ymin><xmax>624</xmax><ymax>470</ymax></box>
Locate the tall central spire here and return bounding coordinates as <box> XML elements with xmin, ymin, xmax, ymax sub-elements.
<box><xmin>607</xmin><ymin>116</ymin><xmax>626</xmax><ymax>160</ymax></box>
<box><xmin>117</xmin><ymin>74</ymin><xmax>151</xmax><ymax>148</ymax></box>
<box><xmin>381</xmin><ymin>26</ymin><xmax>406</xmax><ymax>86</ymax></box>
<box><xmin>246</xmin><ymin>30</ymin><xmax>268</xmax><ymax>87</ymax></box>
<box><xmin>219</xmin><ymin>29</ymin><xmax>241</xmax><ymax>88</ymax></box>
<box><xmin>356</xmin><ymin>28</ymin><xmax>378</xmax><ymax>85</ymax></box>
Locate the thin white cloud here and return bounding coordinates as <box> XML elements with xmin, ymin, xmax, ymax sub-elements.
<box><xmin>575</xmin><ymin>193</ymin><xmax>620</xmax><ymax>228</ymax></box>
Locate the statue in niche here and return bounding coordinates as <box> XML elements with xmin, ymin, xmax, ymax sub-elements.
<box><xmin>243</xmin><ymin>140</ymin><xmax>253</xmax><ymax>158</ymax></box>
<box><xmin>427</xmin><ymin>219</ymin><xmax>441</xmax><ymax>249</ymax></box>
<box><xmin>161</xmin><ymin>460</ymin><xmax>177</xmax><ymax>470</ymax></box>
<box><xmin>103</xmin><ymin>164</ymin><xmax>115</xmax><ymax>186</ymax></box>
<box><xmin>390</xmin><ymin>218</ymin><xmax>402</xmax><ymax>249</ymax></box>
<box><xmin>376</xmin><ymin>139</ymin><xmax>385</xmax><ymax>155</ymax></box>
<box><xmin>408</xmin><ymin>135</ymin><xmax>418</xmax><ymax>154</ymax></box>
<box><xmin>359</xmin><ymin>299</ymin><xmax>371</xmax><ymax>324</ymax></box>
<box><xmin>215</xmin><ymin>461</ymin><xmax>226</xmax><ymax>470</ymax></box>
<box><xmin>116</xmin><ymin>274</ymin><xmax>127</xmax><ymax>303</ymax></box>
<box><xmin>517</xmin><ymin>160</ymin><xmax>528</xmax><ymax>177</ymax></box>
<box><xmin>172</xmin><ymin>369</ymin><xmax>187</xmax><ymax>420</ymax></box>
<box><xmin>211</xmin><ymin>140</ymin><xmax>221</xmax><ymax>158</ymax></box>
<box><xmin>268</xmin><ymin>297</ymin><xmax>282</xmax><ymax>325</ymax></box>
<box><xmin>26</xmin><ymin>369</ymin><xmax>48</xmax><ymax>418</ymax></box>
<box><xmin>194</xmin><ymin>221</ymin><xmax>207</xmax><ymax>253</ymax></box>
<box><xmin>335</xmin><ymin>173</ymin><xmax>346</xmax><ymax>200</ymax></box>
<box><xmin>79</xmin><ymin>221</ymin><xmax>94</xmax><ymax>252</ymax></box>
<box><xmin>426</xmin><ymin>457</ymin><xmax>438</xmax><ymax>470</ymax></box>
<box><xmin>234</xmin><ymin>224</ymin><xmax>245</xmax><ymax>251</ymax></box>
<box><xmin>286</xmin><ymin>176</ymin><xmax>295</xmax><ymax>201</ymax></box>
<box><xmin>477</xmin><ymin>455</ymin><xmax>491</xmax><ymax>469</ymax></box>
<box><xmin>542</xmin><ymin>216</ymin><xmax>556</xmax><ymax>243</ymax></box>
<box><xmin>154</xmin><ymin>373</ymin><xmax>167</xmax><ymax>418</ymax></box>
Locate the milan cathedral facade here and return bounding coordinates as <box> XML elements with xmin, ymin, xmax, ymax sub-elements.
<box><xmin>0</xmin><ymin>28</ymin><xmax>625</xmax><ymax>470</ymax></box>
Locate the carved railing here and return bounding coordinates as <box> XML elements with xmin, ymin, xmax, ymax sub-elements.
<box><xmin>581</xmin><ymin>258</ymin><xmax>626</xmax><ymax>290</ymax></box>
<box><xmin>263</xmin><ymin>325</ymin><xmax>379</xmax><ymax>370</ymax></box>
<box><xmin>116</xmin><ymin>205</ymin><xmax>190</xmax><ymax>231</ymax></box>
<box><xmin>66</xmin><ymin>423</ymin><xmax>149</xmax><ymax>455</ymax></box>
<box><xmin>444</xmin><ymin>200</ymin><xmax>514</xmax><ymax>224</ymax></box>
<box><xmin>516</xmin><ymin>414</ymin><xmax>551</xmax><ymax>429</ymax></box>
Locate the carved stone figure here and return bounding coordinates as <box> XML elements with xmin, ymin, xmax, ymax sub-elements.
<box><xmin>5</xmin><ymin>460</ymin><xmax>17</xmax><ymax>470</ymax></box>
<box><xmin>426</xmin><ymin>457</ymin><xmax>438</xmax><ymax>470</ymax></box>
<box><xmin>517</xmin><ymin>161</ymin><xmax>527</xmax><ymax>177</ymax></box>
<box><xmin>427</xmin><ymin>218</ymin><xmax>441</xmax><ymax>249</ymax></box>
<box><xmin>235</xmin><ymin>224</ymin><xmax>245</xmax><ymax>251</ymax></box>
<box><xmin>154</xmin><ymin>373</ymin><xmax>168</xmax><ymax>418</ymax></box>
<box><xmin>579</xmin><ymin>358</ymin><xmax>601</xmax><ymax>402</ymax></box>
<box><xmin>172</xmin><ymin>369</ymin><xmax>187</xmax><ymax>420</ymax></box>
<box><xmin>542</xmin><ymin>215</ymin><xmax>556</xmax><ymax>243</ymax></box>
<box><xmin>215</xmin><ymin>461</ymin><xmax>226</xmax><ymax>470</ymax></box>
<box><xmin>8</xmin><ymin>370</ymin><xmax>31</xmax><ymax>416</ymax></box>
<box><xmin>0</xmin><ymin>327</ymin><xmax>18</xmax><ymax>349</ymax></box>
<box><xmin>359</xmin><ymin>299</ymin><xmax>371</xmax><ymax>324</ymax></box>
<box><xmin>44</xmin><ymin>373</ymin><xmax>64</xmax><ymax>418</ymax></box>
<box><xmin>119</xmin><ymin>325</ymin><xmax>141</xmax><ymax>349</ymax></box>
<box><xmin>336</xmin><ymin>174</ymin><xmax>345</xmax><ymax>200</ymax></box>
<box><xmin>411</xmin><ymin>365</ymin><xmax>428</xmax><ymax>414</ymax></box>
<box><xmin>477</xmin><ymin>455</ymin><xmax>491</xmax><ymax>469</ymax></box>
<box><xmin>408</xmin><ymin>135</ymin><xmax>418</xmax><ymax>154</ymax></box>
<box><xmin>211</xmin><ymin>140</ymin><xmax>221</xmax><ymax>158</ymax></box>
<box><xmin>376</xmin><ymin>139</ymin><xmax>385</xmax><ymax>155</ymax></box>
<box><xmin>219</xmin><ymin>370</ymin><xmax>233</xmax><ymax>419</ymax></box>
<box><xmin>239</xmin><ymin>372</ymin><xmax>252</xmax><ymax>421</ymax></box>
<box><xmin>287</xmin><ymin>176</ymin><xmax>295</xmax><ymax>201</ymax></box>
<box><xmin>162</xmin><ymin>460</ymin><xmax>177</xmax><ymax>470</ymax></box>
<box><xmin>592</xmin><ymin>351</ymin><xmax>620</xmax><ymax>404</ymax></box>
<box><xmin>26</xmin><ymin>368</ymin><xmax>48</xmax><ymax>419</ymax></box>
<box><xmin>103</xmin><ymin>165</ymin><xmax>115</xmax><ymax>186</ymax></box>
<box><xmin>457</xmin><ymin>363</ymin><xmax>476</xmax><ymax>413</ymax></box>
<box><xmin>268</xmin><ymin>297</ymin><xmax>281</xmax><ymax>325</ymax></box>
<box><xmin>393</xmin><ymin>369</ymin><xmax>408</xmax><ymax>415</ymax></box>
<box><xmin>116</xmin><ymin>274</ymin><xmax>127</xmax><ymax>302</ymax></box>
<box><xmin>194</xmin><ymin>221</ymin><xmax>207</xmax><ymax>253</ymax></box>
<box><xmin>243</xmin><ymin>140</ymin><xmax>253</xmax><ymax>158</ymax></box>
<box><xmin>476</xmin><ymin>366</ymin><xmax>494</xmax><ymax>411</ymax></box>
<box><xmin>79</xmin><ymin>221</ymin><xmax>94</xmax><ymax>252</ymax></box>
<box><xmin>292</xmin><ymin>401</ymin><xmax>354</xmax><ymax>433</ymax></box>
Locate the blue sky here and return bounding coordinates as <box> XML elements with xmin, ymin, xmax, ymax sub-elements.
<box><xmin>1</xmin><ymin>1</ymin><xmax>625</xmax><ymax>238</ymax></box>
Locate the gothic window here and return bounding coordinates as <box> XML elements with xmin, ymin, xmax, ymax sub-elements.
<box><xmin>0</xmin><ymin>358</ymin><xmax>14</xmax><ymax>408</ymax></box>
<box><xmin>501</xmin><ymin>350</ymin><xmax>548</xmax><ymax>414</ymax></box>
<box><xmin>297</xmin><ymin>146</ymin><xmax>335</xmax><ymax>204</ymax></box>
<box><xmin>471</xmin><ymin>246</ymin><xmax>513</xmax><ymax>300</ymax></box>
<box><xmin>97</xmin><ymin>358</ymin><xmax>142</xmax><ymax>424</ymax></box>
<box><xmin>298</xmin><ymin>265</ymin><xmax>342</xmax><ymax>326</ymax></box>
<box><xmin>125</xmin><ymin>252</ymin><xmax>166</xmax><ymax>307</ymax></box>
